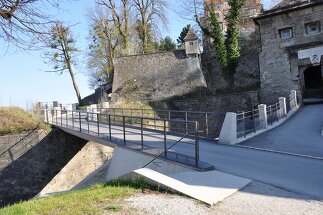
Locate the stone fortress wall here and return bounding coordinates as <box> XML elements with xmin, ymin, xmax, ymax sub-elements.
<box><xmin>112</xmin><ymin>50</ymin><xmax>207</xmax><ymax>102</ymax></box>
<box><xmin>256</xmin><ymin>1</ymin><xmax>323</xmax><ymax>103</ymax></box>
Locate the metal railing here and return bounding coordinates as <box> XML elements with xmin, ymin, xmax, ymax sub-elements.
<box><xmin>94</xmin><ymin>108</ymin><xmax>225</xmax><ymax>139</ymax></box>
<box><xmin>237</xmin><ymin>109</ymin><xmax>261</xmax><ymax>138</ymax></box>
<box><xmin>45</xmin><ymin>109</ymin><xmax>201</xmax><ymax>167</ymax></box>
<box><xmin>266</xmin><ymin>102</ymin><xmax>283</xmax><ymax>126</ymax></box>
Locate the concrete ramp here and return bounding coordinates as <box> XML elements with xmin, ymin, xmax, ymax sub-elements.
<box><xmin>131</xmin><ymin>168</ymin><xmax>251</xmax><ymax>205</ymax></box>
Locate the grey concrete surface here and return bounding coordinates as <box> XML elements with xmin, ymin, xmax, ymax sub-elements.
<box><xmin>239</xmin><ymin>104</ymin><xmax>323</xmax><ymax>157</ymax></box>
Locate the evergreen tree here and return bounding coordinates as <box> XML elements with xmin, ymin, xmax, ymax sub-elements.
<box><xmin>177</xmin><ymin>24</ymin><xmax>191</xmax><ymax>48</ymax></box>
<box><xmin>159</xmin><ymin>36</ymin><xmax>176</xmax><ymax>51</ymax></box>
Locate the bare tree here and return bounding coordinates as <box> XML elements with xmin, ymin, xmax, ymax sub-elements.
<box><xmin>0</xmin><ymin>0</ymin><xmax>57</xmax><ymax>48</ymax></box>
<box><xmin>87</xmin><ymin>6</ymin><xmax>120</xmax><ymax>88</ymax></box>
<box><xmin>96</xmin><ymin>0</ymin><xmax>131</xmax><ymax>55</ymax></box>
<box><xmin>132</xmin><ymin>0</ymin><xmax>167</xmax><ymax>53</ymax></box>
<box><xmin>45</xmin><ymin>22</ymin><xmax>82</xmax><ymax>104</ymax></box>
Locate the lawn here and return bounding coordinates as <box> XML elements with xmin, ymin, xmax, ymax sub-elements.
<box><xmin>0</xmin><ymin>107</ymin><xmax>50</xmax><ymax>136</ymax></box>
<box><xmin>0</xmin><ymin>184</ymin><xmax>137</xmax><ymax>215</ymax></box>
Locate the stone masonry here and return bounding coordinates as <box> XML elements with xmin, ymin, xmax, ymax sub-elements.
<box><xmin>255</xmin><ymin>0</ymin><xmax>323</xmax><ymax>103</ymax></box>
<box><xmin>112</xmin><ymin>50</ymin><xmax>206</xmax><ymax>102</ymax></box>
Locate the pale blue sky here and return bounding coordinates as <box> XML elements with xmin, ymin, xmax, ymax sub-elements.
<box><xmin>0</xmin><ymin>0</ymin><xmax>191</xmax><ymax>108</ymax></box>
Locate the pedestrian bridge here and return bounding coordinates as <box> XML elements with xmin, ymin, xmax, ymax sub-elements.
<box><xmin>41</xmin><ymin>97</ymin><xmax>323</xmax><ymax>201</ymax></box>
<box><xmin>44</xmin><ymin>108</ymin><xmax>225</xmax><ymax>171</ymax></box>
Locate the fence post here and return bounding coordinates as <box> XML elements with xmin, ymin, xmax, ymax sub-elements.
<box><xmin>79</xmin><ymin>112</ymin><xmax>81</xmax><ymax>132</ymax></box>
<box><xmin>123</xmin><ymin>116</ymin><xmax>126</xmax><ymax>146</ymax></box>
<box><xmin>87</xmin><ymin>112</ymin><xmax>90</xmax><ymax>134</ymax></box>
<box><xmin>185</xmin><ymin>112</ymin><xmax>188</xmax><ymax>134</ymax></box>
<box><xmin>258</xmin><ymin>104</ymin><xmax>268</xmax><ymax>129</ymax></box>
<box><xmin>219</xmin><ymin>112</ymin><xmax>237</xmax><ymax>145</ymax></box>
<box><xmin>45</xmin><ymin>109</ymin><xmax>49</xmax><ymax>123</ymax></box>
<box><xmin>141</xmin><ymin>118</ymin><xmax>144</xmax><ymax>150</ymax></box>
<box><xmin>290</xmin><ymin>90</ymin><xmax>298</xmax><ymax>111</ymax></box>
<box><xmin>195</xmin><ymin>121</ymin><xmax>199</xmax><ymax>167</ymax></box>
<box><xmin>97</xmin><ymin>113</ymin><xmax>100</xmax><ymax>137</ymax></box>
<box><xmin>164</xmin><ymin>120</ymin><xmax>167</xmax><ymax>157</ymax></box>
<box><xmin>108</xmin><ymin>115</ymin><xmax>112</xmax><ymax>141</ymax></box>
<box><xmin>279</xmin><ymin>97</ymin><xmax>287</xmax><ymax>118</ymax></box>
<box><xmin>72</xmin><ymin>111</ymin><xmax>74</xmax><ymax>130</ymax></box>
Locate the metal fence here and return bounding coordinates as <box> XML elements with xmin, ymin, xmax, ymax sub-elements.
<box><xmin>237</xmin><ymin>109</ymin><xmax>261</xmax><ymax>138</ymax></box>
<box><xmin>45</xmin><ymin>109</ymin><xmax>201</xmax><ymax>168</ymax></box>
<box><xmin>95</xmin><ymin>108</ymin><xmax>225</xmax><ymax>140</ymax></box>
<box><xmin>236</xmin><ymin>91</ymin><xmax>297</xmax><ymax>139</ymax></box>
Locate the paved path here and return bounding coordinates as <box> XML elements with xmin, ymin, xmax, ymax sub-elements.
<box><xmin>52</xmin><ymin>109</ymin><xmax>323</xmax><ymax>200</ymax></box>
<box><xmin>239</xmin><ymin>104</ymin><xmax>323</xmax><ymax>158</ymax></box>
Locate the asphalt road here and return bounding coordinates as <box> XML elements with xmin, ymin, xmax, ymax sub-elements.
<box><xmin>239</xmin><ymin>104</ymin><xmax>323</xmax><ymax>158</ymax></box>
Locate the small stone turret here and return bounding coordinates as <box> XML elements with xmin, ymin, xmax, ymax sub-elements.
<box><xmin>184</xmin><ymin>28</ymin><xmax>200</xmax><ymax>58</ymax></box>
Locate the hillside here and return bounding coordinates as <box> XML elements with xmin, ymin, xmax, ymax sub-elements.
<box><xmin>0</xmin><ymin>107</ymin><xmax>50</xmax><ymax>136</ymax></box>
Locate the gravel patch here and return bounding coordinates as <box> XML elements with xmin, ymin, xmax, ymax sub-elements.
<box><xmin>126</xmin><ymin>182</ymin><xmax>323</xmax><ymax>215</ymax></box>
<box><xmin>127</xmin><ymin>193</ymin><xmax>212</xmax><ymax>215</ymax></box>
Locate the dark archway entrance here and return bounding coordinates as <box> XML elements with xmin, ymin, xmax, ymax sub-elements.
<box><xmin>303</xmin><ymin>66</ymin><xmax>323</xmax><ymax>99</ymax></box>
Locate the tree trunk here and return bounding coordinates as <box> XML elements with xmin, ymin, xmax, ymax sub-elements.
<box><xmin>67</xmin><ymin>60</ymin><xmax>82</xmax><ymax>105</ymax></box>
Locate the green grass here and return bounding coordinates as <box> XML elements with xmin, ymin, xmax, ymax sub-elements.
<box><xmin>0</xmin><ymin>184</ymin><xmax>137</xmax><ymax>215</ymax></box>
<box><xmin>0</xmin><ymin>107</ymin><xmax>50</xmax><ymax>136</ymax></box>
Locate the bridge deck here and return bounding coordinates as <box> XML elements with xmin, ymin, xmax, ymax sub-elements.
<box><xmin>52</xmin><ymin>115</ymin><xmax>214</xmax><ymax>171</ymax></box>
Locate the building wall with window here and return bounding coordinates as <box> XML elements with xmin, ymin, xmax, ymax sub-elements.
<box><xmin>256</xmin><ymin>1</ymin><xmax>323</xmax><ymax>103</ymax></box>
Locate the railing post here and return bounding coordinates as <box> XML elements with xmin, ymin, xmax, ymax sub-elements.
<box><xmin>279</xmin><ymin>97</ymin><xmax>287</xmax><ymax>118</ymax></box>
<box><xmin>56</xmin><ymin>110</ymin><xmax>58</xmax><ymax>125</ymax></box>
<box><xmin>97</xmin><ymin>113</ymin><xmax>100</xmax><ymax>137</ymax></box>
<box><xmin>164</xmin><ymin>120</ymin><xmax>167</xmax><ymax>157</ymax></box>
<box><xmin>185</xmin><ymin>112</ymin><xmax>188</xmax><ymax>134</ymax></box>
<box><xmin>66</xmin><ymin>111</ymin><xmax>68</xmax><ymax>127</ymax></box>
<box><xmin>123</xmin><ymin>116</ymin><xmax>126</xmax><ymax>146</ymax></box>
<box><xmin>252</xmin><ymin>108</ymin><xmax>256</xmax><ymax>133</ymax></box>
<box><xmin>205</xmin><ymin>113</ymin><xmax>209</xmax><ymax>138</ymax></box>
<box><xmin>87</xmin><ymin>112</ymin><xmax>90</xmax><ymax>134</ymax></box>
<box><xmin>242</xmin><ymin>111</ymin><xmax>246</xmax><ymax>138</ymax></box>
<box><xmin>46</xmin><ymin>109</ymin><xmax>49</xmax><ymax>124</ymax></box>
<box><xmin>141</xmin><ymin>118</ymin><xmax>144</xmax><ymax>150</ymax></box>
<box><xmin>72</xmin><ymin>111</ymin><xmax>74</xmax><ymax>130</ymax></box>
<box><xmin>195</xmin><ymin>121</ymin><xmax>199</xmax><ymax>167</ymax></box>
<box><xmin>109</xmin><ymin>115</ymin><xmax>112</xmax><ymax>141</ymax></box>
<box><xmin>289</xmin><ymin>90</ymin><xmax>298</xmax><ymax>111</ymax></box>
<box><xmin>61</xmin><ymin>110</ymin><xmax>62</xmax><ymax>126</ymax></box>
<box><xmin>258</xmin><ymin>104</ymin><xmax>268</xmax><ymax>129</ymax></box>
<box><xmin>79</xmin><ymin>112</ymin><xmax>81</xmax><ymax>132</ymax></box>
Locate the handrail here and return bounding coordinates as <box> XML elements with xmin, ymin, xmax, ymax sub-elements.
<box><xmin>97</xmin><ymin>107</ymin><xmax>225</xmax><ymax>115</ymax></box>
<box><xmin>142</xmin><ymin>133</ymin><xmax>190</xmax><ymax>168</ymax></box>
<box><xmin>45</xmin><ymin>109</ymin><xmax>201</xmax><ymax>167</ymax></box>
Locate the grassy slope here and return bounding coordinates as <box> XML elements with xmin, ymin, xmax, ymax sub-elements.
<box><xmin>0</xmin><ymin>107</ymin><xmax>50</xmax><ymax>136</ymax></box>
<box><xmin>0</xmin><ymin>184</ymin><xmax>137</xmax><ymax>215</ymax></box>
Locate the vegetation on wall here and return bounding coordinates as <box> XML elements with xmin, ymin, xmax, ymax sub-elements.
<box><xmin>195</xmin><ymin>0</ymin><xmax>245</xmax><ymax>84</ymax></box>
